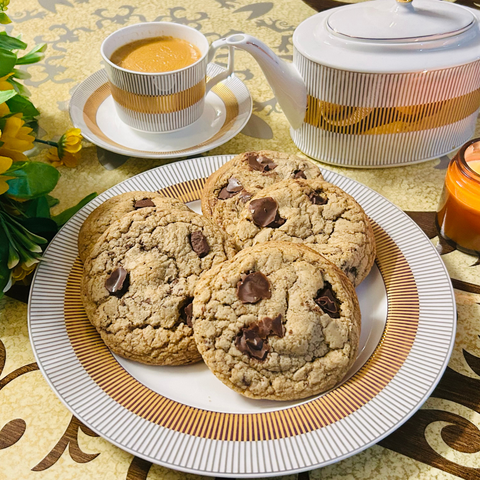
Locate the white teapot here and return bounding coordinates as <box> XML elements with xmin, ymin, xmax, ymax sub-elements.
<box><xmin>210</xmin><ymin>0</ymin><xmax>480</xmax><ymax>167</ymax></box>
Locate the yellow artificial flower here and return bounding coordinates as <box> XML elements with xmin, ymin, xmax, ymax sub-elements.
<box><xmin>0</xmin><ymin>155</ymin><xmax>13</xmax><ymax>194</ymax></box>
<box><xmin>0</xmin><ymin>74</ymin><xmax>14</xmax><ymax>117</ymax></box>
<box><xmin>0</xmin><ymin>0</ymin><xmax>11</xmax><ymax>24</ymax></box>
<box><xmin>12</xmin><ymin>261</ymin><xmax>37</xmax><ymax>283</ymax></box>
<box><xmin>0</xmin><ymin>73</ymin><xmax>14</xmax><ymax>91</ymax></box>
<box><xmin>0</xmin><ymin>113</ymin><xmax>35</xmax><ymax>162</ymax></box>
<box><xmin>46</xmin><ymin>128</ymin><xmax>83</xmax><ymax>168</ymax></box>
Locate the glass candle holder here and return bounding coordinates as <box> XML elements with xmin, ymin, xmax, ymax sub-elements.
<box><xmin>436</xmin><ymin>138</ymin><xmax>480</xmax><ymax>255</ymax></box>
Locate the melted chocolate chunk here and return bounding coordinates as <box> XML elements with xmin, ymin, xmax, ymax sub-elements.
<box><xmin>237</xmin><ymin>271</ymin><xmax>271</xmax><ymax>304</ymax></box>
<box><xmin>249</xmin><ymin>197</ymin><xmax>285</xmax><ymax>228</ymax></box>
<box><xmin>258</xmin><ymin>314</ymin><xmax>285</xmax><ymax>338</ymax></box>
<box><xmin>246</xmin><ymin>152</ymin><xmax>277</xmax><ymax>173</ymax></box>
<box><xmin>190</xmin><ymin>230</ymin><xmax>210</xmax><ymax>258</ymax></box>
<box><xmin>293</xmin><ymin>170</ymin><xmax>307</xmax><ymax>179</ymax></box>
<box><xmin>105</xmin><ymin>267</ymin><xmax>129</xmax><ymax>296</ymax></box>
<box><xmin>218</xmin><ymin>177</ymin><xmax>243</xmax><ymax>199</ymax></box>
<box><xmin>238</xmin><ymin>190</ymin><xmax>253</xmax><ymax>203</ymax></box>
<box><xmin>315</xmin><ymin>282</ymin><xmax>340</xmax><ymax>318</ymax></box>
<box><xmin>235</xmin><ymin>326</ymin><xmax>269</xmax><ymax>361</ymax></box>
<box><xmin>235</xmin><ymin>314</ymin><xmax>284</xmax><ymax>361</ymax></box>
<box><xmin>180</xmin><ymin>299</ymin><xmax>194</xmax><ymax>327</ymax></box>
<box><xmin>309</xmin><ymin>191</ymin><xmax>328</xmax><ymax>205</ymax></box>
<box><xmin>134</xmin><ymin>198</ymin><xmax>155</xmax><ymax>209</ymax></box>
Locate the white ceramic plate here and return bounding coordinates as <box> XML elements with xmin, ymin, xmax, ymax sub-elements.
<box><xmin>28</xmin><ymin>156</ymin><xmax>456</xmax><ymax>477</ymax></box>
<box><xmin>69</xmin><ymin>67</ymin><xmax>252</xmax><ymax>159</ymax></box>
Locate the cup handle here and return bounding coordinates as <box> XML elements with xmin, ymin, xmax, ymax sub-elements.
<box><xmin>206</xmin><ymin>39</ymin><xmax>235</xmax><ymax>93</ymax></box>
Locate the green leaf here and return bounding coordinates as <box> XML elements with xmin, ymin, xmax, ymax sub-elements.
<box><xmin>0</xmin><ymin>34</ymin><xmax>27</xmax><ymax>51</ymax></box>
<box><xmin>6</xmin><ymin>94</ymin><xmax>39</xmax><ymax>117</ymax></box>
<box><xmin>7</xmin><ymin>77</ymin><xmax>31</xmax><ymax>97</ymax></box>
<box><xmin>0</xmin><ymin>47</ymin><xmax>16</xmax><ymax>77</ymax></box>
<box><xmin>52</xmin><ymin>193</ymin><xmax>97</xmax><ymax>227</ymax></box>
<box><xmin>20</xmin><ymin>217</ymin><xmax>57</xmax><ymax>242</ymax></box>
<box><xmin>16</xmin><ymin>51</ymin><xmax>45</xmax><ymax>65</ymax></box>
<box><xmin>24</xmin><ymin>196</ymin><xmax>51</xmax><ymax>218</ymax></box>
<box><xmin>7</xmin><ymin>243</ymin><xmax>19</xmax><ymax>269</ymax></box>
<box><xmin>4</xmin><ymin>161</ymin><xmax>28</xmax><ymax>174</ymax></box>
<box><xmin>0</xmin><ymin>88</ymin><xmax>16</xmax><ymax>103</ymax></box>
<box><xmin>0</xmin><ymin>221</ymin><xmax>12</xmax><ymax>295</ymax></box>
<box><xmin>12</xmin><ymin>68</ymin><xmax>30</xmax><ymax>79</ymax></box>
<box><xmin>3</xmin><ymin>213</ymin><xmax>47</xmax><ymax>246</ymax></box>
<box><xmin>46</xmin><ymin>195</ymin><xmax>59</xmax><ymax>208</ymax></box>
<box><xmin>6</xmin><ymin>162</ymin><xmax>60</xmax><ymax>199</ymax></box>
<box><xmin>0</xmin><ymin>13</ymin><xmax>11</xmax><ymax>25</ymax></box>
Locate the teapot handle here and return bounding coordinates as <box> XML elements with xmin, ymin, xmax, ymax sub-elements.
<box><xmin>208</xmin><ymin>34</ymin><xmax>307</xmax><ymax>130</ymax></box>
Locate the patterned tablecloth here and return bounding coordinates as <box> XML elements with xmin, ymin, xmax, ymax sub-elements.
<box><xmin>1</xmin><ymin>0</ymin><xmax>480</xmax><ymax>479</ymax></box>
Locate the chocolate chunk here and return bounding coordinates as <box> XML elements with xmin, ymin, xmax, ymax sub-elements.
<box><xmin>237</xmin><ymin>271</ymin><xmax>271</xmax><ymax>304</ymax></box>
<box><xmin>190</xmin><ymin>230</ymin><xmax>210</xmax><ymax>258</ymax></box>
<box><xmin>218</xmin><ymin>177</ymin><xmax>243</xmax><ymax>199</ymax></box>
<box><xmin>235</xmin><ymin>325</ymin><xmax>270</xmax><ymax>361</ymax></box>
<box><xmin>105</xmin><ymin>267</ymin><xmax>129</xmax><ymax>296</ymax></box>
<box><xmin>180</xmin><ymin>299</ymin><xmax>194</xmax><ymax>327</ymax></box>
<box><xmin>258</xmin><ymin>314</ymin><xmax>285</xmax><ymax>338</ymax></box>
<box><xmin>134</xmin><ymin>198</ymin><xmax>155</xmax><ymax>209</ymax></box>
<box><xmin>315</xmin><ymin>282</ymin><xmax>340</xmax><ymax>318</ymax></box>
<box><xmin>235</xmin><ymin>313</ymin><xmax>284</xmax><ymax>361</ymax></box>
<box><xmin>249</xmin><ymin>197</ymin><xmax>285</xmax><ymax>228</ymax></box>
<box><xmin>246</xmin><ymin>152</ymin><xmax>277</xmax><ymax>173</ymax></box>
<box><xmin>238</xmin><ymin>190</ymin><xmax>253</xmax><ymax>203</ymax></box>
<box><xmin>293</xmin><ymin>170</ymin><xmax>307</xmax><ymax>179</ymax></box>
<box><xmin>270</xmin><ymin>314</ymin><xmax>285</xmax><ymax>337</ymax></box>
<box><xmin>309</xmin><ymin>191</ymin><xmax>328</xmax><ymax>205</ymax></box>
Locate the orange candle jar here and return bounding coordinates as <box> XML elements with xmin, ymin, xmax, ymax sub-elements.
<box><xmin>437</xmin><ymin>138</ymin><xmax>480</xmax><ymax>255</ymax></box>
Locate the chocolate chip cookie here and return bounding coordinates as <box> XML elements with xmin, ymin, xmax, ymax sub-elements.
<box><xmin>78</xmin><ymin>191</ymin><xmax>190</xmax><ymax>262</ymax></box>
<box><xmin>82</xmin><ymin>208</ymin><xmax>237</xmax><ymax>366</ymax></box>
<box><xmin>201</xmin><ymin>151</ymin><xmax>323</xmax><ymax>236</ymax></box>
<box><xmin>233</xmin><ymin>178</ymin><xmax>376</xmax><ymax>286</ymax></box>
<box><xmin>192</xmin><ymin>242</ymin><xmax>361</xmax><ymax>401</ymax></box>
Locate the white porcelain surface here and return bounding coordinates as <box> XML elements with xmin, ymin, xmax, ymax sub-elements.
<box><xmin>327</xmin><ymin>0</ymin><xmax>475</xmax><ymax>41</ymax></box>
<box><xmin>98</xmin><ymin>94</ymin><xmax>225</xmax><ymax>151</ymax></box>
<box><xmin>294</xmin><ymin>2</ymin><xmax>480</xmax><ymax>73</ymax></box>
<box><xmin>69</xmin><ymin>66</ymin><xmax>252</xmax><ymax>159</ymax></box>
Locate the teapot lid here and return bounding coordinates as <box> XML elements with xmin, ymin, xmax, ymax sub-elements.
<box><xmin>294</xmin><ymin>0</ymin><xmax>480</xmax><ymax>73</ymax></box>
<box><xmin>327</xmin><ymin>0</ymin><xmax>475</xmax><ymax>42</ymax></box>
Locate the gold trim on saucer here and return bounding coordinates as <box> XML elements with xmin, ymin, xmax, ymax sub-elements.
<box><xmin>82</xmin><ymin>81</ymin><xmax>239</xmax><ymax>155</ymax></box>
<box><xmin>64</xmin><ymin>179</ymin><xmax>420</xmax><ymax>443</ymax></box>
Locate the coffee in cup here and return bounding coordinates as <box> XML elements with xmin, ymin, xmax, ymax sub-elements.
<box><xmin>110</xmin><ymin>36</ymin><xmax>202</xmax><ymax>73</ymax></box>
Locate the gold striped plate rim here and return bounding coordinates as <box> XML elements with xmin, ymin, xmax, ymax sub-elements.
<box><xmin>65</xmin><ymin>178</ymin><xmax>419</xmax><ymax>442</ymax></box>
<box><xmin>82</xmin><ymin>81</ymin><xmax>239</xmax><ymax>156</ymax></box>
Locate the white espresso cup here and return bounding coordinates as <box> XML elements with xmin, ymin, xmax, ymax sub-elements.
<box><xmin>101</xmin><ymin>22</ymin><xmax>234</xmax><ymax>133</ymax></box>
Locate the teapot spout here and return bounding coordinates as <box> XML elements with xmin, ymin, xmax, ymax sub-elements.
<box><xmin>209</xmin><ymin>34</ymin><xmax>306</xmax><ymax>130</ymax></box>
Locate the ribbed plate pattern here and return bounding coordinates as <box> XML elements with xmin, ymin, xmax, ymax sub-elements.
<box><xmin>28</xmin><ymin>156</ymin><xmax>456</xmax><ymax>477</ymax></box>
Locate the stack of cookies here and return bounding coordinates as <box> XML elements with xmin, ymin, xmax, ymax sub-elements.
<box><xmin>80</xmin><ymin>151</ymin><xmax>376</xmax><ymax>401</ymax></box>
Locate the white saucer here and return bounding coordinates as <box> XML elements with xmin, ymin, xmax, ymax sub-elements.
<box><xmin>69</xmin><ymin>65</ymin><xmax>252</xmax><ymax>159</ymax></box>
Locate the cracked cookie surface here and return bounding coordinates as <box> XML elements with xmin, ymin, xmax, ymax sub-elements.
<box><xmin>192</xmin><ymin>242</ymin><xmax>361</xmax><ymax>401</ymax></box>
<box><xmin>233</xmin><ymin>178</ymin><xmax>376</xmax><ymax>286</ymax></box>
<box><xmin>78</xmin><ymin>191</ymin><xmax>190</xmax><ymax>262</ymax></box>
<box><xmin>201</xmin><ymin>151</ymin><xmax>323</xmax><ymax>236</ymax></box>
<box><xmin>82</xmin><ymin>208</ymin><xmax>237</xmax><ymax>365</ymax></box>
